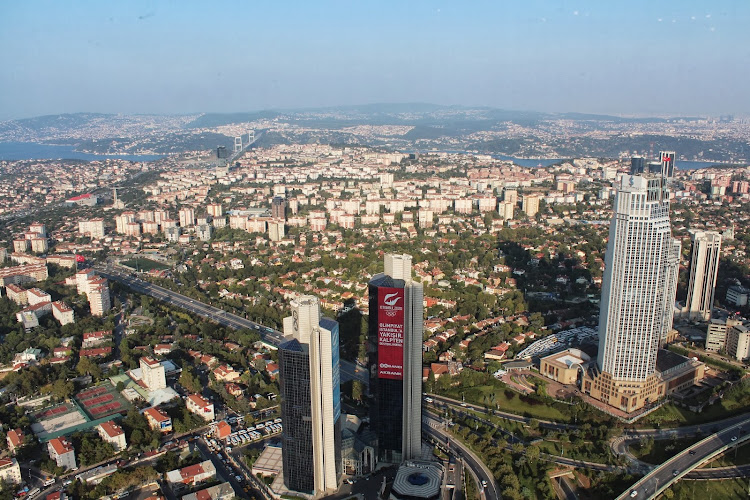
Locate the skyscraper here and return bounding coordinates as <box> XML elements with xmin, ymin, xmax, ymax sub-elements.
<box><xmin>278</xmin><ymin>296</ymin><xmax>341</xmax><ymax>495</ymax></box>
<box><xmin>684</xmin><ymin>230</ymin><xmax>722</xmax><ymax>321</ymax></box>
<box><xmin>368</xmin><ymin>254</ymin><xmax>423</xmax><ymax>464</ymax></box>
<box><xmin>585</xmin><ymin>168</ymin><xmax>681</xmax><ymax>412</ymax></box>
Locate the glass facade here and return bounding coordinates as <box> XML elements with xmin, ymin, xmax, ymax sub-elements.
<box><xmin>368</xmin><ymin>275</ymin><xmax>406</xmax><ymax>464</ymax></box>
<box><xmin>278</xmin><ymin>339</ymin><xmax>314</xmax><ymax>494</ymax></box>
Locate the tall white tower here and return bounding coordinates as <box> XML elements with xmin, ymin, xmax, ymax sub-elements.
<box><xmin>684</xmin><ymin>230</ymin><xmax>722</xmax><ymax>321</ymax></box>
<box><xmin>597</xmin><ymin>174</ymin><xmax>681</xmax><ymax>381</ymax></box>
<box><xmin>279</xmin><ymin>296</ymin><xmax>341</xmax><ymax>495</ymax></box>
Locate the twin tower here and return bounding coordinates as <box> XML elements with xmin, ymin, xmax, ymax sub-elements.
<box><xmin>278</xmin><ymin>254</ymin><xmax>423</xmax><ymax>497</ymax></box>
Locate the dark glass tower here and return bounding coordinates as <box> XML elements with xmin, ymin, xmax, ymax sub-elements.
<box><xmin>368</xmin><ymin>254</ymin><xmax>422</xmax><ymax>465</ymax></box>
<box><xmin>278</xmin><ymin>339</ymin><xmax>314</xmax><ymax>493</ymax></box>
<box><xmin>278</xmin><ymin>296</ymin><xmax>341</xmax><ymax>495</ymax></box>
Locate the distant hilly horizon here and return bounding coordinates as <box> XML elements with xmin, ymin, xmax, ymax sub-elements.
<box><xmin>0</xmin><ymin>103</ymin><xmax>708</xmax><ymax>129</ymax></box>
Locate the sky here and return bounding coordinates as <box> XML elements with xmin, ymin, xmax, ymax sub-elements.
<box><xmin>1</xmin><ymin>0</ymin><xmax>749</xmax><ymax>120</ymax></box>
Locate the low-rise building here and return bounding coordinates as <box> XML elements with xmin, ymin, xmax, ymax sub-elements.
<box><xmin>52</xmin><ymin>301</ymin><xmax>75</xmax><ymax>325</ymax></box>
<box><xmin>6</xmin><ymin>428</ymin><xmax>24</xmax><ymax>455</ymax></box>
<box><xmin>26</xmin><ymin>287</ymin><xmax>51</xmax><ymax>306</ymax></box>
<box><xmin>82</xmin><ymin>330</ymin><xmax>113</xmax><ymax>348</ymax></box>
<box><xmin>97</xmin><ymin>421</ymin><xmax>127</xmax><ymax>452</ymax></box>
<box><xmin>48</xmin><ymin>437</ymin><xmax>76</xmax><ymax>470</ymax></box>
<box><xmin>5</xmin><ymin>284</ymin><xmax>27</xmax><ymax>305</ymax></box>
<box><xmin>540</xmin><ymin>349</ymin><xmax>591</xmax><ymax>385</ymax></box>
<box><xmin>166</xmin><ymin>460</ymin><xmax>216</xmax><ymax>487</ymax></box>
<box><xmin>726</xmin><ymin>286</ymin><xmax>749</xmax><ymax>307</ymax></box>
<box><xmin>186</xmin><ymin>394</ymin><xmax>215</xmax><ymax>422</ymax></box>
<box><xmin>144</xmin><ymin>407</ymin><xmax>172</xmax><ymax>433</ymax></box>
<box><xmin>182</xmin><ymin>482</ymin><xmax>235</xmax><ymax>500</ymax></box>
<box><xmin>0</xmin><ymin>458</ymin><xmax>22</xmax><ymax>484</ymax></box>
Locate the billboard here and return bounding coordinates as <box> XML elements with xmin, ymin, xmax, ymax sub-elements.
<box><xmin>377</xmin><ymin>287</ymin><xmax>405</xmax><ymax>380</ymax></box>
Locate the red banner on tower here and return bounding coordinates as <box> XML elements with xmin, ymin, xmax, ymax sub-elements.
<box><xmin>378</xmin><ymin>287</ymin><xmax>405</xmax><ymax>380</ymax></box>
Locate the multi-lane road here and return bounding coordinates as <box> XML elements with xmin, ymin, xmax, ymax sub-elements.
<box><xmin>422</xmin><ymin>413</ymin><xmax>499</xmax><ymax>500</ymax></box>
<box><xmin>95</xmin><ymin>264</ymin><xmax>368</xmax><ymax>386</ymax></box>
<box><xmin>616</xmin><ymin>416</ymin><xmax>750</xmax><ymax>499</ymax></box>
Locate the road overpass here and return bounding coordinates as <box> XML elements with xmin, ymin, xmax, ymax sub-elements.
<box><xmin>95</xmin><ymin>264</ymin><xmax>368</xmax><ymax>386</ymax></box>
<box><xmin>616</xmin><ymin>416</ymin><xmax>750</xmax><ymax>499</ymax></box>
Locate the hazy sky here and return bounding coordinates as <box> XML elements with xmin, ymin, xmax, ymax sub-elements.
<box><xmin>1</xmin><ymin>0</ymin><xmax>748</xmax><ymax>120</ymax></box>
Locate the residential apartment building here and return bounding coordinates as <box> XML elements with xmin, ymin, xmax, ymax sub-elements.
<box><xmin>140</xmin><ymin>356</ymin><xmax>167</xmax><ymax>390</ymax></box>
<box><xmin>186</xmin><ymin>394</ymin><xmax>215</xmax><ymax>422</ymax></box>
<box><xmin>144</xmin><ymin>407</ymin><xmax>172</xmax><ymax>433</ymax></box>
<box><xmin>97</xmin><ymin>421</ymin><xmax>127</xmax><ymax>452</ymax></box>
<box><xmin>0</xmin><ymin>458</ymin><xmax>22</xmax><ymax>484</ymax></box>
<box><xmin>48</xmin><ymin>437</ymin><xmax>76</xmax><ymax>470</ymax></box>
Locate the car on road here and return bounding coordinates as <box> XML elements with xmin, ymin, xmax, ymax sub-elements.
<box><xmin>460</xmin><ymin>403</ymin><xmax>467</xmax><ymax>407</ymax></box>
<box><xmin>732</xmin><ymin>436</ymin><xmax>738</xmax><ymax>441</ymax></box>
<box><xmin>689</xmin><ymin>449</ymin><xmax>696</xmax><ymax>455</ymax></box>
<box><xmin>672</xmin><ymin>469</ymin><xmax>679</xmax><ymax>477</ymax></box>
<box><xmin>630</xmin><ymin>490</ymin><xmax>638</xmax><ymax>498</ymax></box>
<box><xmin>481</xmin><ymin>480</ymin><xmax>488</xmax><ymax>488</ymax></box>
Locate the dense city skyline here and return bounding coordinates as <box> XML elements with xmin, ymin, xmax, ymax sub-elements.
<box><xmin>1</xmin><ymin>1</ymin><xmax>749</xmax><ymax>120</ymax></box>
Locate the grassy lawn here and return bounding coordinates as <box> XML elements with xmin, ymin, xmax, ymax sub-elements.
<box><xmin>460</xmin><ymin>407</ymin><xmax>534</xmax><ymax>439</ymax></box>
<box><xmin>120</xmin><ymin>258</ymin><xmax>170</xmax><ymax>272</ymax></box>
<box><xmin>642</xmin><ymin>380</ymin><xmax>750</xmax><ymax>428</ymax></box>
<box><xmin>641</xmin><ymin>401</ymin><xmax>749</xmax><ymax>428</ymax></box>
<box><xmin>708</xmin><ymin>441</ymin><xmax>750</xmax><ymax>467</ymax></box>
<box><xmin>447</xmin><ymin>384</ymin><xmax>571</xmax><ymax>421</ymax></box>
<box><xmin>628</xmin><ymin>435</ymin><xmax>704</xmax><ymax>464</ymax></box>
<box><xmin>665</xmin><ymin>478</ymin><xmax>750</xmax><ymax>499</ymax></box>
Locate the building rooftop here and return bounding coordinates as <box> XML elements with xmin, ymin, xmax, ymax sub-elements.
<box><xmin>98</xmin><ymin>421</ymin><xmax>124</xmax><ymax>438</ymax></box>
<box><xmin>656</xmin><ymin>349</ymin><xmax>691</xmax><ymax>373</ymax></box>
<box><xmin>49</xmin><ymin>437</ymin><xmax>74</xmax><ymax>455</ymax></box>
<box><xmin>391</xmin><ymin>461</ymin><xmax>443</xmax><ymax>500</ymax></box>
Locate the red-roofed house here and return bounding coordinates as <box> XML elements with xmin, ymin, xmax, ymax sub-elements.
<box><xmin>265</xmin><ymin>363</ymin><xmax>279</xmax><ymax>379</ymax></box>
<box><xmin>212</xmin><ymin>365</ymin><xmax>240</xmax><ymax>382</ymax></box>
<box><xmin>82</xmin><ymin>330</ymin><xmax>113</xmax><ymax>348</ymax></box>
<box><xmin>186</xmin><ymin>394</ymin><xmax>215</xmax><ymax>422</ymax></box>
<box><xmin>144</xmin><ymin>407</ymin><xmax>172</xmax><ymax>433</ymax></box>
<box><xmin>79</xmin><ymin>347</ymin><xmax>112</xmax><ymax>358</ymax></box>
<box><xmin>47</xmin><ymin>437</ymin><xmax>76</xmax><ymax>470</ymax></box>
<box><xmin>166</xmin><ymin>460</ymin><xmax>216</xmax><ymax>486</ymax></box>
<box><xmin>97</xmin><ymin>421</ymin><xmax>127</xmax><ymax>451</ymax></box>
<box><xmin>6</xmin><ymin>429</ymin><xmax>24</xmax><ymax>455</ymax></box>
<box><xmin>214</xmin><ymin>421</ymin><xmax>231</xmax><ymax>440</ymax></box>
<box><xmin>225</xmin><ymin>383</ymin><xmax>244</xmax><ymax>397</ymax></box>
<box><xmin>154</xmin><ymin>343</ymin><xmax>175</xmax><ymax>356</ymax></box>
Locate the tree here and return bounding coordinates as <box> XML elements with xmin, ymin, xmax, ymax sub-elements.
<box><xmin>351</xmin><ymin>380</ymin><xmax>364</xmax><ymax>403</ymax></box>
<box><xmin>76</xmin><ymin>357</ymin><xmax>102</xmax><ymax>380</ymax></box>
<box><xmin>51</xmin><ymin>379</ymin><xmax>75</xmax><ymax>400</ymax></box>
<box><xmin>526</xmin><ymin>445</ymin><xmax>540</xmax><ymax>463</ymax></box>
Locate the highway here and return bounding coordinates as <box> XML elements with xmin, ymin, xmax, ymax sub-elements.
<box><xmin>95</xmin><ymin>264</ymin><xmax>368</xmax><ymax>386</ymax></box>
<box><xmin>616</xmin><ymin>416</ymin><xmax>750</xmax><ymax>499</ymax></box>
<box><xmin>431</xmin><ymin>393</ymin><xmax>750</xmax><ymax>483</ymax></box>
<box><xmin>422</xmin><ymin>413</ymin><xmax>499</xmax><ymax>500</ymax></box>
